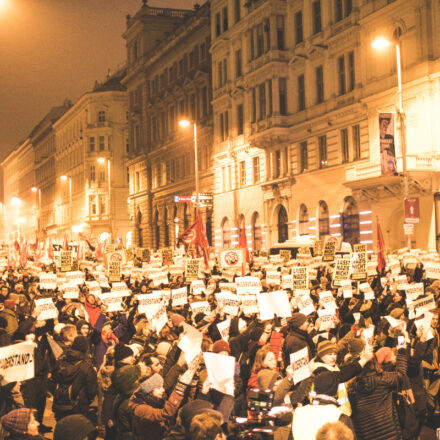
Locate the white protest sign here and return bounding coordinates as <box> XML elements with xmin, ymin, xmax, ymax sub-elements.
<box><xmin>0</xmin><ymin>342</ymin><xmax>35</xmax><ymax>383</ymax></box>
<box><xmin>111</xmin><ymin>282</ymin><xmax>131</xmax><ymax>297</ymax></box>
<box><xmin>281</xmin><ymin>274</ymin><xmax>293</xmax><ymax>290</ymax></box>
<box><xmin>151</xmin><ymin>305</ymin><xmax>168</xmax><ymax>334</ymax></box>
<box><xmin>39</xmin><ymin>272</ymin><xmax>57</xmax><ymax>290</ymax></box>
<box><xmin>363</xmin><ymin>325</ymin><xmax>375</xmax><ymax>348</ymax></box>
<box><xmin>216</xmin><ymin>291</ymin><xmax>240</xmax><ymax>316</ymax></box>
<box><xmin>411</xmin><ymin>294</ymin><xmax>436</xmax><ymax>317</ymax></box>
<box><xmin>203</xmin><ymin>352</ymin><xmax>235</xmax><ymax>395</ymax></box>
<box><xmin>150</xmin><ymin>271</ymin><xmax>169</xmax><ymax>287</ymax></box>
<box><xmin>318</xmin><ymin>308</ymin><xmax>336</xmax><ymax>331</ymax></box>
<box><xmin>359</xmin><ymin>282</ymin><xmax>375</xmax><ymax>300</ymax></box>
<box><xmin>292</xmin><ymin>266</ymin><xmax>308</xmax><ymax>290</ymax></box>
<box><xmin>266</xmin><ymin>271</ymin><xmax>281</xmax><ymax>286</ymax></box>
<box><xmin>217</xmin><ymin>319</ymin><xmax>231</xmax><ymax>341</ymax></box>
<box><xmin>172</xmin><ymin>287</ymin><xmax>188</xmax><ymax>307</ymax></box>
<box><xmin>424</xmin><ymin>263</ymin><xmax>440</xmax><ymax>279</ymax></box>
<box><xmin>297</xmin><ymin>293</ymin><xmax>315</xmax><ymax>316</ymax></box>
<box><xmin>101</xmin><ymin>292</ymin><xmax>123</xmax><ymax>312</ymax></box>
<box><xmin>220</xmin><ymin>249</ymin><xmax>244</xmax><ymax>269</ymax></box>
<box><xmin>137</xmin><ymin>292</ymin><xmax>163</xmax><ymax>319</ymax></box>
<box><xmin>341</xmin><ymin>280</ymin><xmax>352</xmax><ymax>298</ymax></box>
<box><xmin>63</xmin><ymin>283</ymin><xmax>80</xmax><ymax>299</ymax></box>
<box><xmin>351</xmin><ymin>251</ymin><xmax>367</xmax><ymax>280</ymax></box>
<box><xmin>240</xmin><ymin>295</ymin><xmax>259</xmax><ymax>315</ymax></box>
<box><xmin>154</xmin><ymin>289</ymin><xmax>171</xmax><ymax>304</ymax></box>
<box><xmin>190</xmin><ymin>301</ymin><xmax>211</xmax><ymax>316</ymax></box>
<box><xmin>290</xmin><ymin>347</ymin><xmax>310</xmax><ymax>385</ymax></box>
<box><xmin>34</xmin><ymin>297</ymin><xmax>58</xmax><ymax>320</ymax></box>
<box><xmin>98</xmin><ymin>275</ymin><xmax>111</xmax><ymax>289</ymax></box>
<box><xmin>178</xmin><ymin>323</ymin><xmax>203</xmax><ymax>364</ymax></box>
<box><xmin>65</xmin><ymin>271</ymin><xmax>85</xmax><ymax>285</ymax></box>
<box><xmin>219</xmin><ymin>282</ymin><xmax>237</xmax><ymax>292</ymax></box>
<box><xmin>185</xmin><ymin>258</ymin><xmax>201</xmax><ymax>281</ymax></box>
<box><xmin>405</xmin><ymin>283</ymin><xmax>424</xmax><ymax>301</ymax></box>
<box><xmin>86</xmin><ymin>281</ymin><xmax>102</xmax><ymax>297</ymax></box>
<box><xmin>319</xmin><ymin>290</ymin><xmax>337</xmax><ymax>310</ymax></box>
<box><xmin>333</xmin><ymin>258</ymin><xmax>351</xmax><ymax>287</ymax></box>
<box><xmin>191</xmin><ymin>280</ymin><xmax>206</xmax><ymax>296</ymax></box>
<box><xmin>235</xmin><ymin>276</ymin><xmax>261</xmax><ymax>295</ymax></box>
<box><xmin>257</xmin><ymin>291</ymin><xmax>292</xmax><ymax>320</ymax></box>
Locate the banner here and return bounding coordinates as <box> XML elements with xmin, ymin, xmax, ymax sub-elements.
<box><xmin>220</xmin><ymin>249</ymin><xmax>244</xmax><ymax>269</ymax></box>
<box><xmin>235</xmin><ymin>276</ymin><xmax>261</xmax><ymax>295</ymax></box>
<box><xmin>379</xmin><ymin>113</ymin><xmax>397</xmax><ymax>176</ymax></box>
<box><xmin>34</xmin><ymin>297</ymin><xmax>58</xmax><ymax>320</ymax></box>
<box><xmin>292</xmin><ymin>266</ymin><xmax>308</xmax><ymax>290</ymax></box>
<box><xmin>333</xmin><ymin>258</ymin><xmax>351</xmax><ymax>287</ymax></box>
<box><xmin>60</xmin><ymin>250</ymin><xmax>72</xmax><ymax>272</ymax></box>
<box><xmin>0</xmin><ymin>342</ymin><xmax>35</xmax><ymax>383</ymax></box>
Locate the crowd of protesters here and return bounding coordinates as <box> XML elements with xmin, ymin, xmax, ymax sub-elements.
<box><xmin>0</xmin><ymin>240</ymin><xmax>439</xmax><ymax>440</ymax></box>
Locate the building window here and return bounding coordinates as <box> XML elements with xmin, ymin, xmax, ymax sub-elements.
<box><xmin>220</xmin><ymin>111</ymin><xmax>229</xmax><ymax>141</ymax></box>
<box><xmin>299</xmin><ymin>141</ymin><xmax>308</xmax><ymax>172</ymax></box>
<box><xmin>274</xmin><ymin>150</ymin><xmax>281</xmax><ymax>178</ymax></box>
<box><xmin>99</xmin><ymin>195</ymin><xmax>107</xmax><ymax>215</ymax></box>
<box><xmin>221</xmin><ymin>217</ymin><xmax>231</xmax><ymax>248</ymax></box>
<box><xmin>267</xmin><ymin>79</ymin><xmax>273</xmax><ymax>116</ymax></box>
<box><xmin>276</xmin><ymin>15</ymin><xmax>285</xmax><ymax>50</ymax></box>
<box><xmin>234</xmin><ymin>0</ymin><xmax>240</xmax><ymax>23</ymax></box>
<box><xmin>319</xmin><ymin>135</ymin><xmax>328</xmax><ymax>168</ymax></box>
<box><xmin>279</xmin><ymin>78</ymin><xmax>287</xmax><ymax>115</ymax></box>
<box><xmin>264</xmin><ymin>18</ymin><xmax>270</xmax><ymax>52</ymax></box>
<box><xmin>200</xmin><ymin>87</ymin><xmax>208</xmax><ymax>117</ymax></box>
<box><xmin>222</xmin><ymin>7</ymin><xmax>228</xmax><ymax>31</ymax></box>
<box><xmin>253</xmin><ymin>156</ymin><xmax>260</xmax><ymax>183</ymax></box>
<box><xmin>240</xmin><ymin>160</ymin><xmax>246</xmax><ymax>186</ymax></box>
<box><xmin>256</xmin><ymin>23</ymin><xmax>264</xmax><ymax>57</ymax></box>
<box><xmin>277</xmin><ymin>206</ymin><xmax>288</xmax><ymax>243</ymax></box>
<box><xmin>352</xmin><ymin>124</ymin><xmax>361</xmax><ymax>160</ymax></box>
<box><xmin>235</xmin><ymin>49</ymin><xmax>242</xmax><ymax>78</ymax></box>
<box><xmin>156</xmin><ymin>164</ymin><xmax>162</xmax><ymax>187</ymax></box>
<box><xmin>89</xmin><ymin>165</ymin><xmax>95</xmax><ymax>182</ymax></box>
<box><xmin>98</xmin><ymin>111</ymin><xmax>106</xmax><ymax>122</ymax></box>
<box><xmin>99</xmin><ymin>136</ymin><xmax>105</xmax><ymax>151</ymax></box>
<box><xmin>190</xmin><ymin>94</ymin><xmax>196</xmax><ymax>120</ymax></box>
<box><xmin>313</xmin><ymin>1</ymin><xmax>322</xmax><ymax>34</ymax></box>
<box><xmin>89</xmin><ymin>137</ymin><xmax>95</xmax><ymax>152</ymax></box>
<box><xmin>89</xmin><ymin>196</ymin><xmax>97</xmax><ymax>215</ymax></box>
<box><xmin>135</xmin><ymin>171</ymin><xmax>140</xmax><ymax>192</ymax></box>
<box><xmin>251</xmin><ymin>87</ymin><xmax>257</xmax><ymax>122</ymax></box>
<box><xmin>316</xmin><ymin>65</ymin><xmax>324</xmax><ymax>103</ymax></box>
<box><xmin>337</xmin><ymin>55</ymin><xmax>346</xmax><ymax>95</ymax></box>
<box><xmin>169</xmin><ymin>106</ymin><xmax>175</xmax><ymax>132</ymax></box>
<box><xmin>298</xmin><ymin>74</ymin><xmax>305</xmax><ymax>111</ymax></box>
<box><xmin>258</xmin><ymin>83</ymin><xmax>266</xmax><ymax>120</ymax></box>
<box><xmin>252</xmin><ymin>212</ymin><xmax>262</xmax><ymax>250</ymax></box>
<box><xmin>341</xmin><ymin>128</ymin><xmax>349</xmax><ymax>163</ymax></box>
<box><xmin>299</xmin><ymin>204</ymin><xmax>309</xmax><ymax>236</ymax></box>
<box><xmin>348</xmin><ymin>51</ymin><xmax>355</xmax><ymax>91</ymax></box>
<box><xmin>215</xmin><ymin>12</ymin><xmax>221</xmax><ymax>36</ymax></box>
<box><xmin>126</xmin><ymin>138</ymin><xmax>129</xmax><ymax>153</ymax></box>
<box><xmin>318</xmin><ymin>201</ymin><xmax>330</xmax><ymax>238</ymax></box>
<box><xmin>237</xmin><ymin>104</ymin><xmax>244</xmax><ymax>135</ymax></box>
<box><xmin>126</xmin><ymin>167</ymin><xmax>130</xmax><ymax>184</ymax></box>
<box><xmin>335</xmin><ymin>0</ymin><xmax>352</xmax><ymax>22</ymax></box>
<box><xmin>294</xmin><ymin>10</ymin><xmax>303</xmax><ymax>45</ymax></box>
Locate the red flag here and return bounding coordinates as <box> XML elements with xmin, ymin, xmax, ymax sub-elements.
<box><xmin>48</xmin><ymin>238</ymin><xmax>54</xmax><ymax>260</ymax></box>
<box><xmin>20</xmin><ymin>240</ymin><xmax>28</xmax><ymax>268</ymax></box>
<box><xmin>63</xmin><ymin>233</ymin><xmax>69</xmax><ymax>251</ymax></box>
<box><xmin>238</xmin><ymin>220</ymin><xmax>250</xmax><ymax>276</ymax></box>
<box><xmin>96</xmin><ymin>242</ymin><xmax>103</xmax><ymax>260</ymax></box>
<box><xmin>77</xmin><ymin>241</ymin><xmax>85</xmax><ymax>262</ymax></box>
<box><xmin>377</xmin><ymin>218</ymin><xmax>386</xmax><ymax>273</ymax></box>
<box><xmin>14</xmin><ymin>240</ymin><xmax>20</xmax><ymax>252</ymax></box>
<box><xmin>177</xmin><ymin>210</ymin><xmax>210</xmax><ymax>268</ymax></box>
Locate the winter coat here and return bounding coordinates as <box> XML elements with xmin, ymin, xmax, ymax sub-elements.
<box><xmin>283</xmin><ymin>327</ymin><xmax>316</xmax><ymax>368</ymax></box>
<box><xmin>128</xmin><ymin>381</ymin><xmax>188</xmax><ymax>440</ymax></box>
<box><xmin>348</xmin><ymin>349</ymin><xmax>407</xmax><ymax>440</ymax></box>
<box><xmin>0</xmin><ymin>308</ymin><xmax>18</xmax><ymax>335</ymax></box>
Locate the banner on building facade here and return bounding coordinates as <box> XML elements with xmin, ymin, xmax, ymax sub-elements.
<box><xmin>379</xmin><ymin>113</ymin><xmax>397</xmax><ymax>176</ymax></box>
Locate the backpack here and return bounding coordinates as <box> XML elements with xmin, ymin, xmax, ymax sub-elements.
<box><xmin>52</xmin><ymin>358</ymin><xmax>82</xmax><ymax>412</ymax></box>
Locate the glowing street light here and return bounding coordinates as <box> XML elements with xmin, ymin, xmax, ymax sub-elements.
<box><xmin>31</xmin><ymin>186</ymin><xmax>37</xmax><ymax>193</ymax></box>
<box><xmin>371</xmin><ymin>36</ymin><xmax>390</xmax><ymax>50</ymax></box>
<box><xmin>179</xmin><ymin>119</ymin><xmax>199</xmax><ymax>208</ymax></box>
<box><xmin>11</xmin><ymin>196</ymin><xmax>21</xmax><ymax>205</ymax></box>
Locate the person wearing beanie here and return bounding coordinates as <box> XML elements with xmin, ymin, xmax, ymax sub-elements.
<box><xmin>1</xmin><ymin>408</ymin><xmax>43</xmax><ymax>439</ymax></box>
<box><xmin>375</xmin><ymin>346</ymin><xmax>394</xmax><ymax>365</ymax></box>
<box><xmin>129</xmin><ymin>357</ymin><xmax>201</xmax><ymax>440</ymax></box>
<box><xmin>114</xmin><ymin>344</ymin><xmax>135</xmax><ymax>366</ymax></box>
<box><xmin>71</xmin><ymin>335</ymin><xmax>89</xmax><ymax>355</ymax></box>
<box><xmin>292</xmin><ymin>372</ymin><xmax>355</xmax><ymax>440</ymax></box>
<box><xmin>53</xmin><ymin>414</ymin><xmax>95</xmax><ymax>440</ymax></box>
<box><xmin>211</xmin><ymin>340</ymin><xmax>230</xmax><ymax>355</ymax></box>
<box><xmin>348</xmin><ymin>343</ymin><xmax>408</xmax><ymax>440</ymax></box>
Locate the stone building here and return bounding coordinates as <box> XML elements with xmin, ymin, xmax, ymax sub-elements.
<box><xmin>123</xmin><ymin>2</ymin><xmax>214</xmax><ymax>248</ymax></box>
<box><xmin>211</xmin><ymin>0</ymin><xmax>440</xmax><ymax>252</ymax></box>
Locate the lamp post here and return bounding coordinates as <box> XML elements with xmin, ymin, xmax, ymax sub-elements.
<box><xmin>372</xmin><ymin>31</ymin><xmax>410</xmax><ymax>248</ymax></box>
<box><xmin>97</xmin><ymin>157</ymin><xmax>112</xmax><ymax>239</ymax></box>
<box><xmin>179</xmin><ymin>120</ymin><xmax>199</xmax><ymax>207</ymax></box>
<box><xmin>60</xmin><ymin>175</ymin><xmax>72</xmax><ymax>228</ymax></box>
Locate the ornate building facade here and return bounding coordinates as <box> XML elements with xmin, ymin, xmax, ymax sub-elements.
<box><xmin>211</xmin><ymin>0</ymin><xmax>440</xmax><ymax>252</ymax></box>
<box><xmin>123</xmin><ymin>2</ymin><xmax>214</xmax><ymax>248</ymax></box>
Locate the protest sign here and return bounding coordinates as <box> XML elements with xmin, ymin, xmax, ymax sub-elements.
<box><xmin>191</xmin><ymin>280</ymin><xmax>206</xmax><ymax>296</ymax></box>
<box><xmin>185</xmin><ymin>258</ymin><xmax>200</xmax><ymax>281</ymax></box>
<box><xmin>98</xmin><ymin>274</ymin><xmax>111</xmax><ymax>289</ymax></box>
<box><xmin>367</xmin><ymin>261</ymin><xmax>378</xmax><ymax>277</ymax></box>
<box><xmin>172</xmin><ymin>287</ymin><xmax>188</xmax><ymax>306</ymax></box>
<box><xmin>297</xmin><ymin>293</ymin><xmax>315</xmax><ymax>316</ymax></box>
<box><xmin>341</xmin><ymin>280</ymin><xmax>353</xmax><ymax>298</ymax></box>
<box><xmin>410</xmin><ymin>294</ymin><xmax>436</xmax><ymax>317</ymax></box>
<box><xmin>359</xmin><ymin>282</ymin><xmax>375</xmax><ymax>300</ymax></box>
<box><xmin>281</xmin><ymin>274</ymin><xmax>293</xmax><ymax>290</ymax></box>
<box><xmin>318</xmin><ymin>308</ymin><xmax>336</xmax><ymax>331</ymax></box>
<box><xmin>405</xmin><ymin>283</ymin><xmax>424</xmax><ymax>301</ymax></box>
<box><xmin>314</xmin><ymin>240</ymin><xmax>323</xmax><ymax>256</ymax></box>
<box><xmin>351</xmin><ymin>251</ymin><xmax>367</xmax><ymax>280</ymax></box>
<box><xmin>219</xmin><ymin>282</ymin><xmax>237</xmax><ymax>292</ymax></box>
<box><xmin>39</xmin><ymin>272</ymin><xmax>57</xmax><ymax>290</ymax></box>
<box><xmin>161</xmin><ymin>248</ymin><xmax>174</xmax><ymax>265</ymax></box>
<box><xmin>216</xmin><ymin>291</ymin><xmax>240</xmax><ymax>316</ymax></box>
<box><xmin>150</xmin><ymin>271</ymin><xmax>169</xmax><ymax>287</ymax></box>
<box><xmin>0</xmin><ymin>342</ymin><xmax>35</xmax><ymax>383</ymax></box>
<box><xmin>235</xmin><ymin>277</ymin><xmax>261</xmax><ymax>295</ymax></box>
<box><xmin>220</xmin><ymin>249</ymin><xmax>244</xmax><ymax>269</ymax></box>
<box><xmin>34</xmin><ymin>297</ymin><xmax>58</xmax><ymax>320</ymax></box>
<box><xmin>178</xmin><ymin>323</ymin><xmax>203</xmax><ymax>364</ymax></box>
<box><xmin>280</xmin><ymin>249</ymin><xmax>291</xmax><ymax>263</ymax></box>
<box><xmin>203</xmin><ymin>352</ymin><xmax>235</xmax><ymax>396</ymax></box>
<box><xmin>353</xmin><ymin>243</ymin><xmax>367</xmax><ymax>253</ymax></box>
<box><xmin>66</xmin><ymin>271</ymin><xmax>85</xmax><ymax>285</ymax></box>
<box><xmin>111</xmin><ymin>282</ymin><xmax>131</xmax><ymax>297</ymax></box>
<box><xmin>363</xmin><ymin>325</ymin><xmax>375</xmax><ymax>348</ymax></box>
<box><xmin>190</xmin><ymin>301</ymin><xmax>211</xmax><ymax>316</ymax></box>
<box><xmin>266</xmin><ymin>271</ymin><xmax>281</xmax><ymax>286</ymax></box>
<box><xmin>151</xmin><ymin>305</ymin><xmax>167</xmax><ymax>334</ymax></box>
<box><xmin>322</xmin><ymin>240</ymin><xmax>336</xmax><ymax>262</ymax></box>
<box><xmin>217</xmin><ymin>319</ymin><xmax>231</xmax><ymax>341</ymax></box>
<box><xmin>137</xmin><ymin>292</ymin><xmax>163</xmax><ymax>319</ymax></box>
<box><xmin>290</xmin><ymin>347</ymin><xmax>310</xmax><ymax>385</ymax></box>
<box><xmin>292</xmin><ymin>266</ymin><xmax>308</xmax><ymax>290</ymax></box>
<box><xmin>60</xmin><ymin>250</ymin><xmax>72</xmax><ymax>272</ymax></box>
<box><xmin>101</xmin><ymin>292</ymin><xmax>123</xmax><ymax>313</ymax></box>
<box><xmin>333</xmin><ymin>258</ymin><xmax>351</xmax><ymax>287</ymax></box>
<box><xmin>319</xmin><ymin>290</ymin><xmax>337</xmax><ymax>310</ymax></box>
<box><xmin>241</xmin><ymin>295</ymin><xmax>259</xmax><ymax>315</ymax></box>
<box><xmin>63</xmin><ymin>283</ymin><xmax>79</xmax><ymax>299</ymax></box>
<box><xmin>257</xmin><ymin>291</ymin><xmax>292</xmax><ymax>320</ymax></box>
<box><xmin>424</xmin><ymin>263</ymin><xmax>440</xmax><ymax>279</ymax></box>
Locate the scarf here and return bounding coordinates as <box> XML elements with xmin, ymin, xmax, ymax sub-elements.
<box><xmin>101</xmin><ymin>328</ymin><xmax>119</xmax><ymax>345</ymax></box>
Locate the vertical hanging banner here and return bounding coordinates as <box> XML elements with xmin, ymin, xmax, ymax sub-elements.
<box><xmin>379</xmin><ymin>113</ymin><xmax>396</xmax><ymax>176</ymax></box>
<box><xmin>404</xmin><ymin>197</ymin><xmax>420</xmax><ymax>224</ymax></box>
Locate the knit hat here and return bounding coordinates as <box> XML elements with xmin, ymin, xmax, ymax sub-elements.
<box><xmin>290</xmin><ymin>313</ymin><xmax>307</xmax><ymax>329</ymax></box>
<box><xmin>54</xmin><ymin>414</ymin><xmax>95</xmax><ymax>440</ymax></box>
<box><xmin>114</xmin><ymin>344</ymin><xmax>134</xmax><ymax>363</ymax></box>
<box><xmin>179</xmin><ymin>400</ymin><xmax>215</xmax><ymax>428</ymax></box>
<box><xmin>390</xmin><ymin>308</ymin><xmax>404</xmax><ymax>320</ymax></box>
<box><xmin>140</xmin><ymin>373</ymin><xmax>164</xmax><ymax>395</ymax></box>
<box><xmin>314</xmin><ymin>371</ymin><xmax>339</xmax><ymax>397</ymax></box>
<box><xmin>257</xmin><ymin>369</ymin><xmax>278</xmax><ymax>391</ymax></box>
<box><xmin>317</xmin><ymin>340</ymin><xmax>337</xmax><ymax>359</ymax></box>
<box><xmin>375</xmin><ymin>347</ymin><xmax>393</xmax><ymax>364</ymax></box>
<box><xmin>113</xmin><ymin>365</ymin><xmax>140</xmax><ymax>396</ymax></box>
<box><xmin>212</xmin><ymin>340</ymin><xmax>230</xmax><ymax>354</ymax></box>
<box><xmin>347</xmin><ymin>337</ymin><xmax>365</xmax><ymax>358</ymax></box>
<box><xmin>171</xmin><ymin>313</ymin><xmax>185</xmax><ymax>327</ymax></box>
<box><xmin>1</xmin><ymin>408</ymin><xmax>31</xmax><ymax>435</ymax></box>
<box><xmin>71</xmin><ymin>335</ymin><xmax>89</xmax><ymax>354</ymax></box>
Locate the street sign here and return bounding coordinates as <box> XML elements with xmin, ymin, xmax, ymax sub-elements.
<box><xmin>404</xmin><ymin>223</ymin><xmax>414</xmax><ymax>236</ymax></box>
<box><xmin>175</xmin><ymin>193</ymin><xmax>213</xmax><ymax>207</ymax></box>
<box><xmin>404</xmin><ymin>197</ymin><xmax>420</xmax><ymax>224</ymax></box>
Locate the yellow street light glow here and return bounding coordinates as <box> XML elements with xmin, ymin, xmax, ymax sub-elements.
<box><xmin>17</xmin><ymin>217</ymin><xmax>25</xmax><ymax>224</ymax></box>
<box><xmin>60</xmin><ymin>175</ymin><xmax>68</xmax><ymax>181</ymax></box>
<box><xmin>31</xmin><ymin>186</ymin><xmax>37</xmax><ymax>192</ymax></box>
<box><xmin>371</xmin><ymin>37</ymin><xmax>391</xmax><ymax>49</ymax></box>
<box><xmin>97</xmin><ymin>157</ymin><xmax>106</xmax><ymax>164</ymax></box>
<box><xmin>179</xmin><ymin>119</ymin><xmax>191</xmax><ymax>128</ymax></box>
<box><xmin>12</xmin><ymin>196</ymin><xmax>21</xmax><ymax>205</ymax></box>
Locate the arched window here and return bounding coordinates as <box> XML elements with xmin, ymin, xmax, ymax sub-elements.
<box><xmin>299</xmin><ymin>204</ymin><xmax>309</xmax><ymax>236</ymax></box>
<box><xmin>98</xmin><ymin>110</ymin><xmax>106</xmax><ymax>123</ymax></box>
<box><xmin>221</xmin><ymin>217</ymin><xmax>231</xmax><ymax>248</ymax></box>
<box><xmin>277</xmin><ymin>206</ymin><xmax>288</xmax><ymax>243</ymax></box>
<box><xmin>342</xmin><ymin>196</ymin><xmax>360</xmax><ymax>245</ymax></box>
<box><xmin>251</xmin><ymin>212</ymin><xmax>262</xmax><ymax>251</ymax></box>
<box><xmin>164</xmin><ymin>207</ymin><xmax>169</xmax><ymax>247</ymax></box>
<box><xmin>153</xmin><ymin>209</ymin><xmax>160</xmax><ymax>249</ymax></box>
<box><xmin>318</xmin><ymin>201</ymin><xmax>330</xmax><ymax>238</ymax></box>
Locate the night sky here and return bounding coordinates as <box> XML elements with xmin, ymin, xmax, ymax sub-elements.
<box><xmin>0</xmin><ymin>0</ymin><xmax>199</xmax><ymax>161</ymax></box>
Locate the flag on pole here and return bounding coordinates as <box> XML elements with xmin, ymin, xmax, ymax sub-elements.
<box><xmin>377</xmin><ymin>217</ymin><xmax>386</xmax><ymax>274</ymax></box>
<box><xmin>20</xmin><ymin>240</ymin><xmax>28</xmax><ymax>268</ymax></box>
<box><xmin>63</xmin><ymin>234</ymin><xmax>69</xmax><ymax>251</ymax></box>
<box><xmin>177</xmin><ymin>210</ymin><xmax>210</xmax><ymax>268</ymax></box>
<box><xmin>238</xmin><ymin>220</ymin><xmax>250</xmax><ymax>276</ymax></box>
<box><xmin>77</xmin><ymin>241</ymin><xmax>85</xmax><ymax>262</ymax></box>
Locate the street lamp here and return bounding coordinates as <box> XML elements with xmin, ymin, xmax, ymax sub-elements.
<box><xmin>60</xmin><ymin>175</ymin><xmax>72</xmax><ymax>227</ymax></box>
<box><xmin>97</xmin><ymin>157</ymin><xmax>112</xmax><ymax>239</ymax></box>
<box><xmin>179</xmin><ymin>119</ymin><xmax>199</xmax><ymax>207</ymax></box>
<box><xmin>372</xmin><ymin>30</ymin><xmax>410</xmax><ymax>248</ymax></box>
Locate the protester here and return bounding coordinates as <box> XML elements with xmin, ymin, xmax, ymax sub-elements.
<box><xmin>1</xmin><ymin>408</ymin><xmax>44</xmax><ymax>440</ymax></box>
